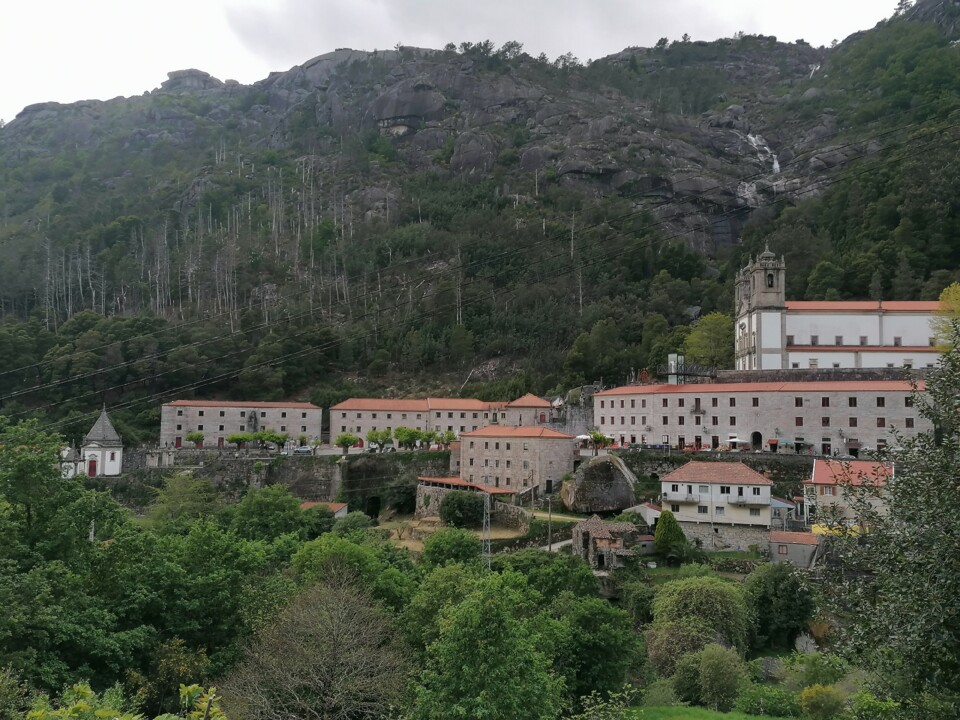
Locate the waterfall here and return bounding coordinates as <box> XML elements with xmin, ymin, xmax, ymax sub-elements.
<box><xmin>740</xmin><ymin>132</ymin><xmax>780</xmax><ymax>175</ymax></box>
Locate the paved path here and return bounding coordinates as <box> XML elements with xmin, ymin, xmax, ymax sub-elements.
<box><xmin>539</xmin><ymin>538</ymin><xmax>573</xmax><ymax>553</ymax></box>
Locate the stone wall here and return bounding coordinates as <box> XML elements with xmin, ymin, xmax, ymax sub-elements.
<box><xmin>415</xmin><ymin>484</ymin><xmax>451</xmax><ymax>518</ymax></box>
<box><xmin>679</xmin><ymin>521</ymin><xmax>769</xmax><ymax>553</ymax></box>
<box><xmin>493</xmin><ymin>501</ymin><xmax>532</xmax><ymax>532</ymax></box>
<box><xmin>545</xmin><ymin>403</ymin><xmax>593</xmax><ymax>437</ymax></box>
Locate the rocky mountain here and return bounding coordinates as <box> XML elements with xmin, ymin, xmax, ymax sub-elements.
<box><xmin>1</xmin><ymin>3</ymin><xmax>959</xmax><ymax>438</ymax></box>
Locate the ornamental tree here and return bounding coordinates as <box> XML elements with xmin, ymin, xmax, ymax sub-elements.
<box><xmin>653</xmin><ymin>509</ymin><xmax>685</xmax><ymax>554</ymax></box>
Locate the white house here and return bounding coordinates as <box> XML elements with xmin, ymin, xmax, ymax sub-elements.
<box><xmin>80</xmin><ymin>408</ymin><xmax>124</xmax><ymax>477</ymax></box>
<box><xmin>735</xmin><ymin>249</ymin><xmax>940</xmax><ymax>371</ymax></box>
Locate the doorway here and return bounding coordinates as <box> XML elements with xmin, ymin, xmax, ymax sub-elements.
<box><xmin>751</xmin><ymin>431</ymin><xmax>763</xmax><ymax>451</ymax></box>
<box><xmin>87</xmin><ymin>458</ymin><xmax>97</xmax><ymax>476</ymax></box>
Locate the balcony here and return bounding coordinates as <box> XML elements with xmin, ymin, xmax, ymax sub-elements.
<box><xmin>663</xmin><ymin>491</ymin><xmax>698</xmax><ymax>503</ymax></box>
<box><xmin>729</xmin><ymin>496</ymin><xmax>771</xmax><ymax>507</ymax></box>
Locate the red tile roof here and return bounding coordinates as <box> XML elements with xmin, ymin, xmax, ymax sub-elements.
<box><xmin>637</xmin><ymin>535</ymin><xmax>656</xmax><ymax>542</ymax></box>
<box><xmin>662</xmin><ymin>461</ymin><xmax>774</xmax><ymax>486</ymax></box>
<box><xmin>165</xmin><ymin>400</ymin><xmax>320</xmax><ymax>409</ymax></box>
<box><xmin>418</xmin><ymin>476</ymin><xmax>516</xmax><ymax>494</ymax></box>
<box><xmin>300</xmin><ymin>501</ymin><xmax>348</xmax><ymax>513</ymax></box>
<box><xmin>506</xmin><ymin>393</ymin><xmax>552</xmax><ymax>408</ymax></box>
<box><xmin>785</xmin><ymin>300</ymin><xmax>939</xmax><ymax>312</ymax></box>
<box><xmin>643</xmin><ymin>502</ymin><xmax>662</xmax><ymax>511</ymax></box>
<box><xmin>806</xmin><ymin>459</ymin><xmax>891</xmax><ymax>487</ymax></box>
<box><xmin>330</xmin><ymin>398</ymin><xmax>428</xmax><ymax>411</ymax></box>
<box><xmin>460</xmin><ymin>426</ymin><xmax>575</xmax><ymax>439</ymax></box>
<box><xmin>595</xmin><ymin>380</ymin><xmax>922</xmax><ymax>396</ymax></box>
<box><xmin>770</xmin><ymin>531</ymin><xmax>820</xmax><ymax>545</ymax></box>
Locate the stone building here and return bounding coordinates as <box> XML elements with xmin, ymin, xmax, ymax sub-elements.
<box><xmin>735</xmin><ymin>249</ymin><xmax>939</xmax><ymax>371</ymax></box>
<box><xmin>330</xmin><ymin>394</ymin><xmax>553</xmax><ymax>442</ymax></box>
<box><xmin>769</xmin><ymin>531</ymin><xmax>820</xmax><ymax>568</ymax></box>
<box><xmin>459</xmin><ymin>425</ymin><xmax>576</xmax><ymax>498</ymax></box>
<box><xmin>661</xmin><ymin>461</ymin><xmax>773</xmax><ymax>551</ymax></box>
<box><xmin>62</xmin><ymin>407</ymin><xmax>124</xmax><ymax>477</ymax></box>
<box><xmin>160</xmin><ymin>400</ymin><xmax>322</xmax><ymax>448</ymax></box>
<box><xmin>593</xmin><ymin>379</ymin><xmax>928</xmax><ymax>456</ymax></box>
<box><xmin>803</xmin><ymin>458</ymin><xmax>890</xmax><ymax>526</ymax></box>
<box><xmin>572</xmin><ymin>515</ymin><xmax>654</xmax><ymax>571</ymax></box>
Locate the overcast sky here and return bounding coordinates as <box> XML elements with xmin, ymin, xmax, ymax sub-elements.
<box><xmin>1</xmin><ymin>0</ymin><xmax>894</xmax><ymax>124</ymax></box>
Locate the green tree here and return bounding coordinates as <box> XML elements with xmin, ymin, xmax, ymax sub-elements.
<box><xmin>653</xmin><ymin>510</ymin><xmax>685</xmax><ymax>554</ymax></box>
<box><xmin>145</xmin><ymin>473</ymin><xmax>219</xmax><ymax>531</ymax></box>
<box><xmin>400</xmin><ymin>563</ymin><xmax>483</xmax><ymax>652</ymax></box>
<box><xmin>226</xmin><ymin>485</ymin><xmax>304</xmax><ymax>541</ymax></box>
<box><xmin>334</xmin><ymin>433</ymin><xmax>360</xmax><ymax>455</ymax></box>
<box><xmin>366</xmin><ymin>428</ymin><xmax>392</xmax><ymax>451</ymax></box>
<box><xmin>652</xmin><ymin>576</ymin><xmax>750</xmax><ymax>651</ymax></box>
<box><xmin>438</xmin><ymin>490</ymin><xmax>485</xmax><ymax>528</ymax></box>
<box><xmin>682</xmin><ymin>312</ymin><xmax>734</xmax><ymax>368</ymax></box>
<box><xmin>225</xmin><ymin>432</ymin><xmax>253</xmax><ymax>450</ymax></box>
<box><xmin>332</xmin><ymin>510</ymin><xmax>374</xmax><ymax>536</ymax></box>
<box><xmin>394</xmin><ymin>426</ymin><xmax>420</xmax><ymax>450</ymax></box>
<box><xmin>492</xmin><ymin>549</ymin><xmax>599</xmax><ymax>598</ymax></box>
<box><xmin>411</xmin><ymin>574</ymin><xmax>563</xmax><ymax>720</ymax></box>
<box><xmin>745</xmin><ymin>563</ymin><xmax>815</xmax><ymax>649</ymax></box>
<box><xmin>184</xmin><ymin>431</ymin><xmax>204</xmax><ymax>447</ymax></box>
<box><xmin>800</xmin><ymin>684</ymin><xmax>846</xmax><ymax>720</ymax></box>
<box><xmin>587</xmin><ymin>429</ymin><xmax>610</xmax><ymax>456</ymax></box>
<box><xmin>697</xmin><ymin>644</ymin><xmax>745</xmax><ymax>712</ymax></box>
<box><xmin>825</xmin><ymin>325</ymin><xmax>960</xmax><ymax>712</ymax></box>
<box><xmin>422</xmin><ymin>527</ymin><xmax>482</xmax><ymax>567</ymax></box>
<box><xmin>644</xmin><ymin>618</ymin><xmax>714</xmax><ymax>677</ymax></box>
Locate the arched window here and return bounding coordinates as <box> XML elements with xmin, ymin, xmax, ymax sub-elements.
<box><xmin>766</xmin><ymin>272</ymin><xmax>775</xmax><ymax>288</ymax></box>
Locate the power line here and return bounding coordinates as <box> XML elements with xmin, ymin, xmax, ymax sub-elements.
<box><xmin>34</xmin><ymin>121</ymin><xmax>960</xmax><ymax>434</ymax></box>
<box><xmin>0</xmin><ymin>94</ymin><xmax>948</xmax><ymax>383</ymax></box>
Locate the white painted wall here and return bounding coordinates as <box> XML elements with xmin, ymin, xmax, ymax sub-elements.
<box><xmin>661</xmin><ymin>480</ymin><xmax>771</xmax><ymax>527</ymax></box>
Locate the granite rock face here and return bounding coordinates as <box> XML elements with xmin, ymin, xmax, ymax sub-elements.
<box><xmin>562</xmin><ymin>455</ymin><xmax>638</xmax><ymax>513</ymax></box>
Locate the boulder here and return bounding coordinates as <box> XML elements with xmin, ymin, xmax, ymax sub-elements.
<box><xmin>449</xmin><ymin>131</ymin><xmax>497</xmax><ymax>175</ymax></box>
<box><xmin>369</xmin><ymin>77</ymin><xmax>446</xmax><ymax>122</ymax></box>
<box><xmin>561</xmin><ymin>455</ymin><xmax>637</xmax><ymax>513</ymax></box>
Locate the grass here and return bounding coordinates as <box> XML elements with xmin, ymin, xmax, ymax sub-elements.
<box><xmin>629</xmin><ymin>708</ymin><xmax>791</xmax><ymax>720</ymax></box>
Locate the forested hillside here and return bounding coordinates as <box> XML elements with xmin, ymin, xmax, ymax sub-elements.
<box><xmin>1</xmin><ymin>3</ymin><xmax>960</xmax><ymax>440</ymax></box>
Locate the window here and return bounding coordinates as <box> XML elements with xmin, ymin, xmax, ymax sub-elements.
<box><xmin>752</xmin><ymin>397</ymin><xmax>759</xmax><ymax>407</ymax></box>
<box><xmin>620</xmin><ymin>417</ymin><xmax>625</xmax><ymax>425</ymax></box>
<box><xmin>302</xmin><ymin>412</ymin><xmax>307</xmax><ymax>418</ymax></box>
<box><xmin>712</xmin><ymin>398</ymin><xmax>718</xmax><ymax>407</ymax></box>
<box><xmin>698</xmin><ymin>506</ymin><xmax>708</xmax><ymax>514</ymax></box>
<box><xmin>523</xmin><ymin>442</ymin><xmax>529</xmax><ymax>451</ymax></box>
<box><xmin>109</xmin><ymin>452</ymin><xmax>116</xmax><ymax>462</ymax></box>
<box><xmin>835</xmin><ymin>335</ymin><xmax>843</xmax><ymax>345</ymax></box>
<box><xmin>877</xmin><ymin>397</ymin><xmax>886</xmax><ymax>408</ymax></box>
<box><xmin>893</xmin><ymin>336</ymin><xmax>902</xmax><ymax>347</ymax></box>
<box><xmin>341</xmin><ymin>412</ymin><xmax>346</xmax><ymax>418</ymax></box>
<box><xmin>197</xmin><ymin>424</ymin><xmax>203</xmax><ymax>431</ymax></box>
<box><xmin>600</xmin><ymin>417</ymin><xmax>606</xmax><ymax>425</ymax></box>
<box><xmin>523</xmin><ymin>460</ymin><xmax>530</xmax><ymax>469</ymax></box>
<box><xmin>849</xmin><ymin>397</ymin><xmax>858</xmax><ymax>408</ymax></box>
<box><xmin>877</xmin><ymin>417</ymin><xmax>886</xmax><ymax>428</ymax></box>
<box><xmin>905</xmin><ymin>396</ymin><xmax>914</xmax><ymax>408</ymax></box>
<box><xmin>600</xmin><ymin>400</ymin><xmax>605</xmax><ymax>409</ymax></box>
<box><xmin>506</xmin><ymin>460</ymin><xmax>511</xmax><ymax>468</ymax></box>
<box><xmin>792</xmin><ymin>363</ymin><xmax>800</xmax><ymax>369</ymax></box>
<box><xmin>198</xmin><ymin>410</ymin><xmax>204</xmax><ymax>417</ymax></box>
<box><xmin>796</xmin><ymin>417</ymin><xmax>803</xmax><ymax>427</ymax></box>
<box><xmin>448</xmin><ymin>412</ymin><xmax>453</xmax><ymax>419</ymax></box>
<box><xmin>220</xmin><ymin>411</ymin><xmax>225</xmax><ymax>417</ymax></box>
<box><xmin>260</xmin><ymin>411</ymin><xmax>266</xmax><ymax>418</ymax></box>
<box><xmin>695</xmin><ymin>416</ymin><xmax>702</xmax><ymax>425</ymax></box>
<box><xmin>280</xmin><ymin>425</ymin><xmax>286</xmax><ymax>432</ymax></box>
<box><xmin>811</xmin><ymin>335</ymin><xmax>819</xmax><ymax>346</ymax></box>
<box><xmin>809</xmin><ymin>360</ymin><xmax>819</xmax><ymax>369</ymax></box>
<box><xmin>620</xmin><ymin>400</ymin><xmax>624</xmax><ymax>409</ymax></box>
<box><xmin>833</xmin><ymin>363</ymin><xmax>840</xmax><ymax>369</ymax></box>
<box><xmin>176</xmin><ymin>424</ymin><xmax>182</xmax><ymax>431</ymax></box>
<box><xmin>671</xmin><ymin>484</ymin><xmax>680</xmax><ymax>492</ymax></box>
<box><xmin>823</xmin><ymin>486</ymin><xmax>835</xmax><ymax>496</ymax></box>
<box><xmin>906</xmin><ymin>418</ymin><xmax>915</xmax><ymax>429</ymax></box>
<box><xmin>177</xmin><ymin>409</ymin><xmax>183</xmax><ymax>416</ymax></box>
<box><xmin>729</xmin><ymin>397</ymin><xmax>736</xmax><ymax>407</ymax></box>
<box><xmin>240</xmin><ymin>425</ymin><xmax>245</xmax><ymax>431</ymax></box>
<box><xmin>729</xmin><ymin>417</ymin><xmax>737</xmax><ymax>426</ymax></box>
<box><xmin>821</xmin><ymin>397</ymin><xmax>830</xmax><ymax>407</ymax></box>
<box><xmin>484</xmin><ymin>442</ymin><xmax>489</xmax><ymax>449</ymax></box>
<box><xmin>495</xmin><ymin>442</ymin><xmax>500</xmax><ymax>450</ymax></box>
<box><xmin>715</xmin><ymin>506</ymin><xmax>725</xmax><ymax>516</ymax></box>
<box><xmin>671</xmin><ymin>504</ymin><xmax>680</xmax><ymax>513</ymax></box>
<box><xmin>678</xmin><ymin>416</ymin><xmax>685</xmax><ymax>426</ymax></box>
<box><xmin>752</xmin><ymin>487</ymin><xmax>761</xmax><ymax>496</ymax></box>
<box><xmin>631</xmin><ymin>416</ymin><xmax>636</xmax><ymax>424</ymax></box>
<box><xmin>778</xmin><ymin>545</ymin><xmax>788</xmax><ymax>555</ymax></box>
<box><xmin>750</xmin><ymin>508</ymin><xmax>761</xmax><ymax>517</ymax></box>
<box><xmin>631</xmin><ymin>399</ymin><xmax>636</xmax><ymax>408</ymax></box>
<box><xmin>662</xmin><ymin>398</ymin><xmax>669</xmax><ymax>408</ymax></box>
<box><xmin>281</xmin><ymin>412</ymin><xmax>286</xmax><ymax>418</ymax></box>
<box><xmin>795</xmin><ymin>397</ymin><xmax>803</xmax><ymax>407</ymax></box>
<box><xmin>719</xmin><ymin>485</ymin><xmax>731</xmax><ymax>495</ymax></box>
<box><xmin>849</xmin><ymin>417</ymin><xmax>858</xmax><ymax>428</ymax></box>
<box><xmin>822</xmin><ymin>417</ymin><xmax>830</xmax><ymax>427</ymax></box>
<box><xmin>662</xmin><ymin>416</ymin><xmax>669</xmax><ymax>425</ymax></box>
<box><xmin>860</xmin><ymin>335</ymin><xmax>868</xmax><ymax>346</ymax></box>
<box><xmin>678</xmin><ymin>399</ymin><xmax>685</xmax><ymax>408</ymax></box>
<box><xmin>506</xmin><ymin>443</ymin><xmax>511</xmax><ymax>450</ymax></box>
<box><xmin>712</xmin><ymin>416</ymin><xmax>719</xmax><ymax>426</ymax></box>
<box><xmin>642</xmin><ymin>399</ymin><xmax>647</xmax><ymax>408</ymax></box>
<box><xmin>698</xmin><ymin>485</ymin><xmax>709</xmax><ymax>493</ymax></box>
<box><xmin>786</xmin><ymin>334</ymin><xmax>795</xmax><ymax>345</ymax></box>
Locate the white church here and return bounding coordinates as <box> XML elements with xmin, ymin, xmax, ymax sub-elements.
<box><xmin>61</xmin><ymin>407</ymin><xmax>124</xmax><ymax>478</ymax></box>
<box><xmin>735</xmin><ymin>249</ymin><xmax>940</xmax><ymax>371</ymax></box>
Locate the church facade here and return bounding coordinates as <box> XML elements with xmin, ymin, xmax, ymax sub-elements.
<box><xmin>734</xmin><ymin>250</ymin><xmax>940</xmax><ymax>371</ymax></box>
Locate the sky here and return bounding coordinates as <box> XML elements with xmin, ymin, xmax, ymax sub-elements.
<box><xmin>1</xmin><ymin>0</ymin><xmax>894</xmax><ymax>124</ymax></box>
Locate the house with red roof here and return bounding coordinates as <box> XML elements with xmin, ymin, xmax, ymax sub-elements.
<box><xmin>769</xmin><ymin>531</ymin><xmax>821</xmax><ymax>568</ymax></box>
<box><xmin>803</xmin><ymin>458</ymin><xmax>891</xmax><ymax>525</ymax></box>
<box><xmin>300</xmin><ymin>501</ymin><xmax>349</xmax><ymax>518</ymax></box>
<box><xmin>660</xmin><ymin>461</ymin><xmax>774</xmax><ymax>550</ymax></box>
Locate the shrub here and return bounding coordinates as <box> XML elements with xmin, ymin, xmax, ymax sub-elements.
<box><xmin>697</xmin><ymin>643</ymin><xmax>744</xmax><ymax>712</ymax></box>
<box><xmin>645</xmin><ymin>618</ymin><xmax>714</xmax><ymax>677</ymax></box>
<box><xmin>671</xmin><ymin>653</ymin><xmax>701</xmax><ymax>705</ymax></box>
<box><xmin>439</xmin><ymin>490</ymin><xmax>485</xmax><ymax>528</ymax></box>
<box><xmin>782</xmin><ymin>652</ymin><xmax>847</xmax><ymax>690</ymax></box>
<box><xmin>642</xmin><ymin>679</ymin><xmax>678</xmax><ymax>708</ymax></box>
<box><xmin>422</xmin><ymin>527</ymin><xmax>482</xmax><ymax>567</ymax></box>
<box><xmin>654</xmin><ymin>510</ymin><xmax>685</xmax><ymax>553</ymax></box>
<box><xmin>846</xmin><ymin>691</ymin><xmax>899</xmax><ymax>720</ymax></box>
<box><xmin>619</xmin><ymin>579</ymin><xmax>655</xmax><ymax>627</ymax></box>
<box><xmin>332</xmin><ymin>511</ymin><xmax>374</xmax><ymax>536</ymax></box>
<box><xmin>745</xmin><ymin>563</ymin><xmax>816</xmax><ymax>650</ymax></box>
<box><xmin>800</xmin><ymin>684</ymin><xmax>846</xmax><ymax>720</ymax></box>
<box><xmin>734</xmin><ymin>682</ymin><xmax>803</xmax><ymax>717</ymax></box>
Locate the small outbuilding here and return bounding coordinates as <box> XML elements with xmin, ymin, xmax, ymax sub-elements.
<box><xmin>769</xmin><ymin>531</ymin><xmax>820</xmax><ymax>568</ymax></box>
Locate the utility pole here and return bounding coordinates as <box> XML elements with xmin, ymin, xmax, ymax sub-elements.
<box><xmin>482</xmin><ymin>490</ymin><xmax>492</xmax><ymax>569</ymax></box>
<box><xmin>547</xmin><ymin>496</ymin><xmax>553</xmax><ymax>552</ymax></box>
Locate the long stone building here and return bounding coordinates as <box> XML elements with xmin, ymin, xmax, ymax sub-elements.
<box><xmin>458</xmin><ymin>425</ymin><xmax>576</xmax><ymax>495</ymax></box>
<box><xmin>735</xmin><ymin>249</ymin><xmax>940</xmax><ymax>371</ymax></box>
<box><xmin>331</xmin><ymin>393</ymin><xmax>554</xmax><ymax>442</ymax></box>
<box><xmin>593</xmin><ymin>380</ymin><xmax>928</xmax><ymax>456</ymax></box>
<box><xmin>160</xmin><ymin>400</ymin><xmax>323</xmax><ymax>448</ymax></box>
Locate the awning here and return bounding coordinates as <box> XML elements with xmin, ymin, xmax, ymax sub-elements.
<box><xmin>767</xmin><ymin>439</ymin><xmax>779</xmax><ymax>445</ymax></box>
